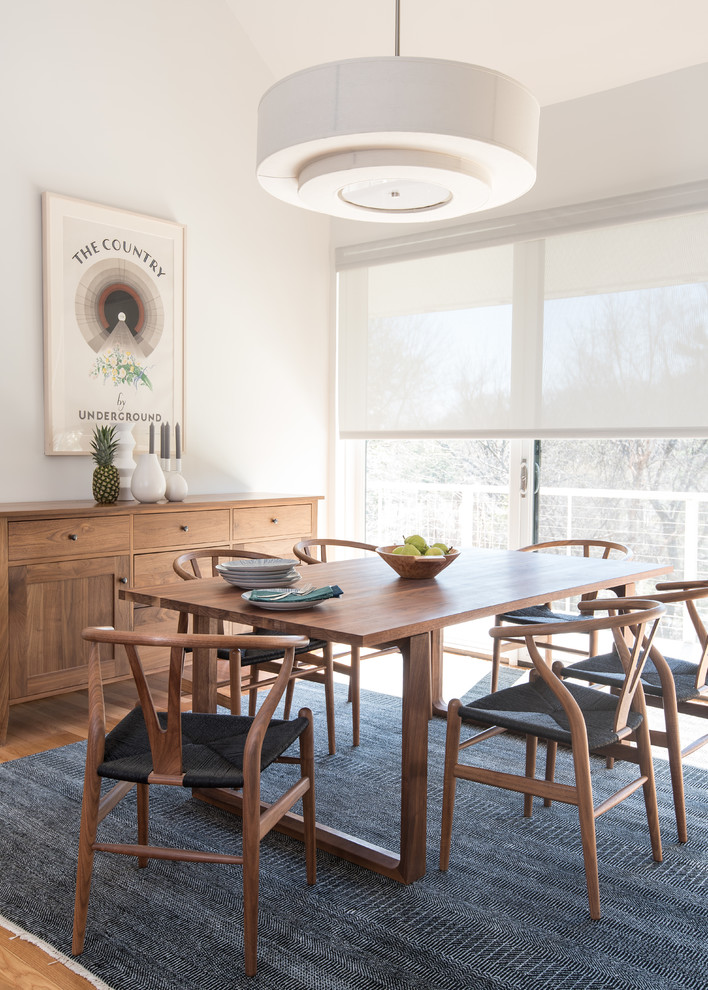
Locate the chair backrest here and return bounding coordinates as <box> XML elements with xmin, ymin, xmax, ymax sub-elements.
<box><xmin>81</xmin><ymin>626</ymin><xmax>310</xmax><ymax>781</ymax></box>
<box><xmin>173</xmin><ymin>547</ymin><xmax>281</xmax><ymax>581</ymax></box>
<box><xmin>518</xmin><ymin>538</ymin><xmax>633</xmax><ymax>561</ymax></box>
<box><xmin>651</xmin><ymin>580</ymin><xmax>708</xmax><ymax>690</ymax></box>
<box><xmin>293</xmin><ymin>538</ymin><xmax>378</xmax><ymax>565</ymax></box>
<box><xmin>491</xmin><ymin>598</ymin><xmax>665</xmax><ymax>739</ymax></box>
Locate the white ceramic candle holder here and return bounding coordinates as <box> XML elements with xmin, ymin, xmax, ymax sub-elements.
<box><xmin>165</xmin><ymin>459</ymin><xmax>188</xmax><ymax>502</ymax></box>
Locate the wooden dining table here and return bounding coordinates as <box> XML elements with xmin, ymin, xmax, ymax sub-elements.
<box><xmin>121</xmin><ymin>547</ymin><xmax>671</xmax><ymax>884</ymax></box>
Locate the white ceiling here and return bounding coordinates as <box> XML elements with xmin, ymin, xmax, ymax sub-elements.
<box><xmin>225</xmin><ymin>0</ymin><xmax>708</xmax><ymax>106</ymax></box>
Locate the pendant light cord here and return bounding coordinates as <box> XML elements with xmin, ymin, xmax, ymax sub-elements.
<box><xmin>394</xmin><ymin>0</ymin><xmax>400</xmax><ymax>55</ymax></box>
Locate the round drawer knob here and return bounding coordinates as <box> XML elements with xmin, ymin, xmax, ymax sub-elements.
<box><xmin>119</xmin><ymin>577</ymin><xmax>128</xmax><ymax>585</ymax></box>
<box><xmin>181</xmin><ymin>525</ymin><xmax>189</xmax><ymax>532</ymax></box>
<box><xmin>69</xmin><ymin>534</ymin><xmax>78</xmax><ymax>541</ymax></box>
<box><xmin>271</xmin><ymin>518</ymin><xmax>279</xmax><ymax>524</ymax></box>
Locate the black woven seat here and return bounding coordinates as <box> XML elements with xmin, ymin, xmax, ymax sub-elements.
<box><xmin>459</xmin><ymin>677</ymin><xmax>643</xmax><ymax>751</ymax></box>
<box><xmin>497</xmin><ymin>604</ymin><xmax>577</xmax><ymax>624</ymax></box>
<box><xmin>562</xmin><ymin>649</ymin><xmax>703</xmax><ymax>703</ymax></box>
<box><xmin>100</xmin><ymin>708</ymin><xmax>310</xmax><ymax>788</ymax></box>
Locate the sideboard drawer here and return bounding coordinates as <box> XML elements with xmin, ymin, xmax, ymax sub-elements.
<box><xmin>133</xmin><ymin>547</ymin><xmax>230</xmax><ymax>587</ymax></box>
<box><xmin>8</xmin><ymin>515</ymin><xmax>130</xmax><ymax>562</ymax></box>
<box><xmin>232</xmin><ymin>503</ymin><xmax>313</xmax><ymax>542</ymax></box>
<box><xmin>133</xmin><ymin>509</ymin><xmax>230</xmax><ymax>550</ymax></box>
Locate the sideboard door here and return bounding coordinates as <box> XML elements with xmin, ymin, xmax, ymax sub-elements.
<box><xmin>8</xmin><ymin>555</ymin><xmax>131</xmax><ymax>702</ymax></box>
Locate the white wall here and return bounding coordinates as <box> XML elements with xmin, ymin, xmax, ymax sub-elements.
<box><xmin>0</xmin><ymin>0</ymin><xmax>332</xmax><ymax>515</ymax></box>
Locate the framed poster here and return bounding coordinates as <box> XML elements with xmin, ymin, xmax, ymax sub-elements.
<box><xmin>42</xmin><ymin>192</ymin><xmax>184</xmax><ymax>455</ymax></box>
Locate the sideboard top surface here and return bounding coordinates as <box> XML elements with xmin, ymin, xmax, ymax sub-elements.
<box><xmin>0</xmin><ymin>493</ymin><xmax>323</xmax><ymax>520</ymax></box>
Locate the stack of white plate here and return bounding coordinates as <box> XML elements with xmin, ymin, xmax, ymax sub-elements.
<box><xmin>215</xmin><ymin>558</ymin><xmax>301</xmax><ymax>589</ymax></box>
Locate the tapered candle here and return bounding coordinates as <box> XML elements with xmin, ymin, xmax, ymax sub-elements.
<box><xmin>164</xmin><ymin>422</ymin><xmax>170</xmax><ymax>462</ymax></box>
<box><xmin>175</xmin><ymin>423</ymin><xmax>181</xmax><ymax>461</ymax></box>
<box><xmin>160</xmin><ymin>422</ymin><xmax>165</xmax><ymax>460</ymax></box>
<box><xmin>149</xmin><ymin>422</ymin><xmax>155</xmax><ymax>454</ymax></box>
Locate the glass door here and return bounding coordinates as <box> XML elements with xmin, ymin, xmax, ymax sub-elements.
<box><xmin>535</xmin><ymin>437</ymin><xmax>708</xmax><ymax>650</ymax></box>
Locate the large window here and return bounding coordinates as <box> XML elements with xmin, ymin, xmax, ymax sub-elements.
<box><xmin>365</xmin><ymin>438</ymin><xmax>510</xmax><ymax>550</ymax></box>
<box><xmin>338</xmin><ymin>188</ymin><xmax>708</xmax><ymax>656</ymax></box>
<box><xmin>363</xmin><ymin>436</ymin><xmax>708</xmax><ymax>651</ymax></box>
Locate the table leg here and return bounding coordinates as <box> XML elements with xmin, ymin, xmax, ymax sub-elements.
<box><xmin>430</xmin><ymin>627</ymin><xmax>448</xmax><ymax>716</ymax></box>
<box><xmin>397</xmin><ymin>631</ymin><xmax>432</xmax><ymax>882</ymax></box>
<box><xmin>194</xmin><ymin>629</ymin><xmax>433</xmax><ymax>884</ymax></box>
<box><xmin>0</xmin><ymin>662</ymin><xmax>7</xmax><ymax>745</ymax></box>
<box><xmin>190</xmin><ymin>613</ymin><xmax>218</xmax><ymax>713</ymax></box>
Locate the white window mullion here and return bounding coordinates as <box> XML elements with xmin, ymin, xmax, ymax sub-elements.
<box><xmin>510</xmin><ymin>239</ymin><xmax>545</xmax><ymax>430</ymax></box>
<box><xmin>507</xmin><ymin>240</ymin><xmax>544</xmax><ymax>548</ymax></box>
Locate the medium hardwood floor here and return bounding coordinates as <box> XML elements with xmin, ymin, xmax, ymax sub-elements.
<box><xmin>0</xmin><ymin>674</ymin><xmax>170</xmax><ymax>990</ymax></box>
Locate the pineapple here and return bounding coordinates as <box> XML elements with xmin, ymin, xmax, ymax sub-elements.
<box><xmin>90</xmin><ymin>425</ymin><xmax>120</xmax><ymax>504</ymax></box>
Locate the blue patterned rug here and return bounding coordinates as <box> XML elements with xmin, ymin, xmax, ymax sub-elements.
<box><xmin>1</xmin><ymin>673</ymin><xmax>706</xmax><ymax>990</ymax></box>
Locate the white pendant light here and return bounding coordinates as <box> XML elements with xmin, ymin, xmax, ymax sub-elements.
<box><xmin>256</xmin><ymin>2</ymin><xmax>539</xmax><ymax>223</ymax></box>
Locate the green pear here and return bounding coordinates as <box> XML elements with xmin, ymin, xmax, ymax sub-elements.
<box><xmin>424</xmin><ymin>547</ymin><xmax>444</xmax><ymax>556</ymax></box>
<box><xmin>431</xmin><ymin>542</ymin><xmax>450</xmax><ymax>553</ymax></box>
<box><xmin>403</xmin><ymin>534</ymin><xmax>428</xmax><ymax>552</ymax></box>
<box><xmin>392</xmin><ymin>544</ymin><xmax>421</xmax><ymax>556</ymax></box>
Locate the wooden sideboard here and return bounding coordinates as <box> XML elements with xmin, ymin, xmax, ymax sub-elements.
<box><xmin>0</xmin><ymin>493</ymin><xmax>321</xmax><ymax>742</ymax></box>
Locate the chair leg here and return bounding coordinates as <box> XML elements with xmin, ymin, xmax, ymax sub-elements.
<box><xmin>659</xmin><ymin>694</ymin><xmax>688</xmax><ymax>843</ymax></box>
<box><xmin>242</xmin><ymin>770</ymin><xmax>261</xmax><ymax>976</ymax></box>
<box><xmin>544</xmin><ymin>635</ymin><xmax>553</xmax><ymax>665</ymax></box>
<box><xmin>635</xmin><ymin>713</ymin><xmax>663</xmax><ymax>862</ymax></box>
<box><xmin>72</xmin><ymin>769</ymin><xmax>101</xmax><ymax>954</ymax></box>
<box><xmin>137</xmin><ymin>783</ymin><xmax>149</xmax><ymax>868</ymax></box>
<box><xmin>249</xmin><ymin>667</ymin><xmax>262</xmax><ymax>717</ymax></box>
<box><xmin>524</xmin><ymin>735</ymin><xmax>537</xmax><ymax>818</ymax></box>
<box><xmin>350</xmin><ymin>646</ymin><xmax>361</xmax><ymax>747</ymax></box>
<box><xmin>298</xmin><ymin>707</ymin><xmax>317</xmax><ymax>886</ymax></box>
<box><xmin>544</xmin><ymin>740</ymin><xmax>557</xmax><ymax>808</ymax></box>
<box><xmin>440</xmin><ymin>699</ymin><xmax>462</xmax><ymax>871</ymax></box>
<box><xmin>229</xmin><ymin>651</ymin><xmax>243</xmax><ymax>716</ymax></box>
<box><xmin>283</xmin><ymin>673</ymin><xmax>296</xmax><ymax>719</ymax></box>
<box><xmin>606</xmin><ymin>688</ymin><xmax>619</xmax><ymax>770</ymax></box>
<box><xmin>572</xmin><ymin>747</ymin><xmax>601</xmax><ymax>919</ymax></box>
<box><xmin>323</xmin><ymin>645</ymin><xmax>336</xmax><ymax>755</ymax></box>
<box><xmin>491</xmin><ymin>625</ymin><xmax>502</xmax><ymax>692</ymax></box>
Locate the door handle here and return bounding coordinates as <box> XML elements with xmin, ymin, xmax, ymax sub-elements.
<box><xmin>520</xmin><ymin>459</ymin><xmax>528</xmax><ymax>498</ymax></box>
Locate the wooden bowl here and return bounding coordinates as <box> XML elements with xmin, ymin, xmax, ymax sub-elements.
<box><xmin>375</xmin><ymin>545</ymin><xmax>460</xmax><ymax>580</ymax></box>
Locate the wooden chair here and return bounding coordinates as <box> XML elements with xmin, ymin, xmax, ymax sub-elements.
<box><xmin>173</xmin><ymin>548</ymin><xmax>336</xmax><ymax>755</ymax></box>
<box><xmin>440</xmin><ymin>599</ymin><xmax>665</xmax><ymax>919</ymax></box>
<box><xmin>72</xmin><ymin>626</ymin><xmax>316</xmax><ymax>977</ymax></box>
<box><xmin>554</xmin><ymin>579</ymin><xmax>708</xmax><ymax>843</ymax></box>
<box><xmin>293</xmin><ymin>538</ymin><xmax>397</xmax><ymax>746</ymax></box>
<box><xmin>490</xmin><ymin>539</ymin><xmax>633</xmax><ymax>692</ymax></box>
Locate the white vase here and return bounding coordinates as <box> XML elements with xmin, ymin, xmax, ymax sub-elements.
<box><xmin>130</xmin><ymin>453</ymin><xmax>166</xmax><ymax>503</ymax></box>
<box><xmin>114</xmin><ymin>423</ymin><xmax>137</xmax><ymax>500</ymax></box>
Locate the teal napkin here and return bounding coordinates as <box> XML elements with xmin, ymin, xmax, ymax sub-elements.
<box><xmin>248</xmin><ymin>585</ymin><xmax>344</xmax><ymax>604</ymax></box>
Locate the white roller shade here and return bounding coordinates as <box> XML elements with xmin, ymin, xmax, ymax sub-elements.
<box><xmin>337</xmin><ymin>207</ymin><xmax>708</xmax><ymax>439</ymax></box>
